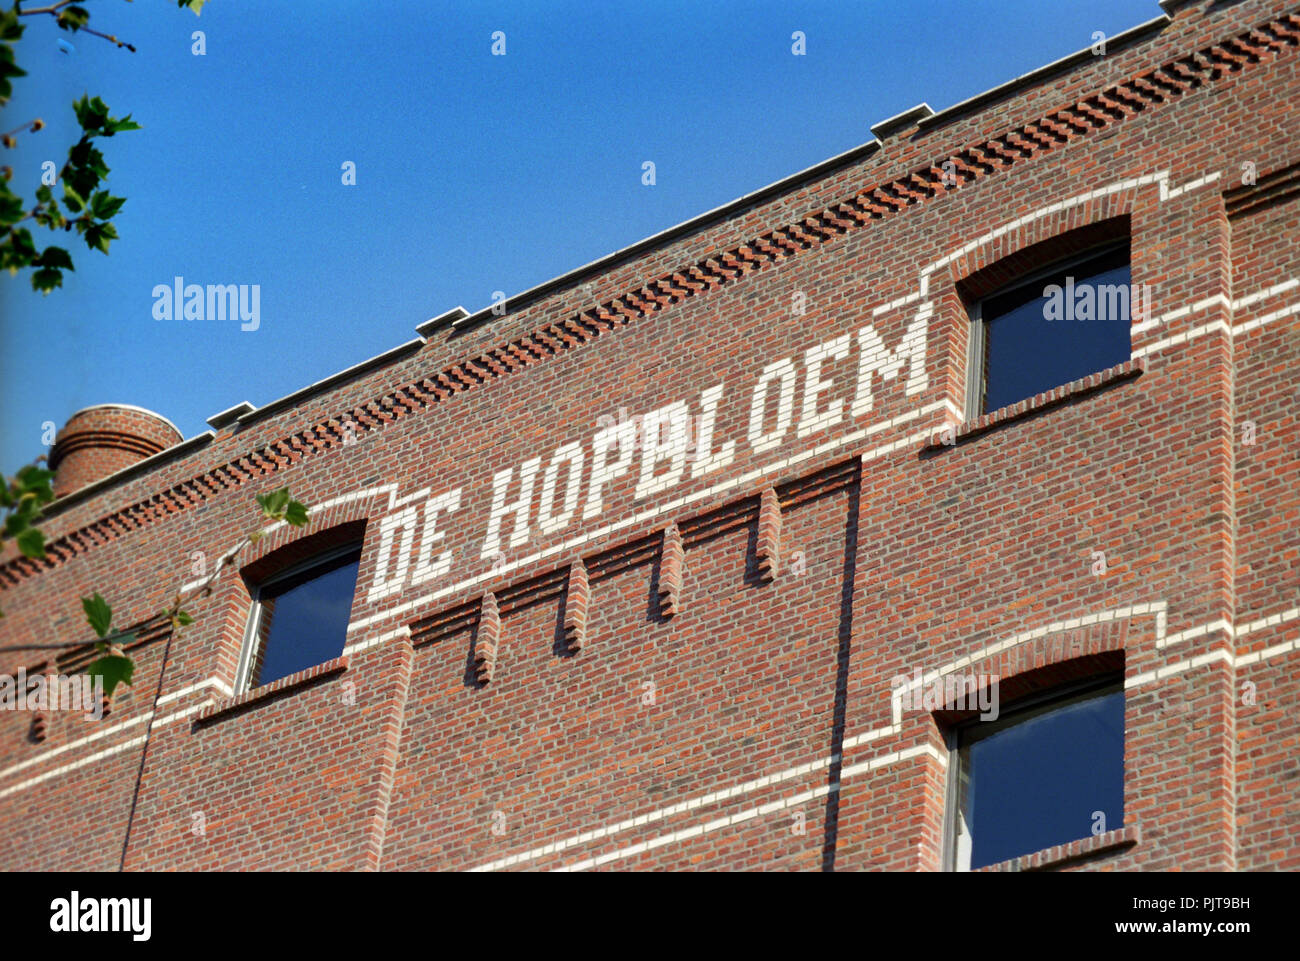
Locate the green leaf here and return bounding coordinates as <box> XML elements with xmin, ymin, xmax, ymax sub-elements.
<box><xmin>175</xmin><ymin>610</ymin><xmax>194</xmax><ymax>627</ymax></box>
<box><xmin>15</xmin><ymin>526</ymin><xmax>44</xmax><ymax>559</ymax></box>
<box><xmin>284</xmin><ymin>500</ymin><xmax>310</xmax><ymax>527</ymax></box>
<box><xmin>71</xmin><ymin>95</ymin><xmax>91</xmax><ymax>130</ymax></box>
<box><xmin>0</xmin><ymin>46</ymin><xmax>25</xmax><ymax>107</ymax></box>
<box><xmin>16</xmin><ymin>466</ymin><xmax>55</xmax><ymax>502</ymax></box>
<box><xmin>84</xmin><ymin>220</ymin><xmax>117</xmax><ymax>253</ymax></box>
<box><xmin>9</xmin><ymin>498</ymin><xmax>39</xmax><ymax>528</ymax></box>
<box><xmin>87</xmin><ymin>652</ymin><xmax>134</xmax><ymax>698</ymax></box>
<box><xmin>31</xmin><ymin>267</ymin><xmax>62</xmax><ymax>293</ymax></box>
<box><xmin>68</xmin><ymin>140</ymin><xmax>109</xmax><ymax>180</ymax></box>
<box><xmin>0</xmin><ymin>190</ymin><xmax>22</xmax><ymax>226</ymax></box>
<box><xmin>105</xmin><ymin>115</ymin><xmax>141</xmax><ymax>135</ymax></box>
<box><xmin>57</xmin><ymin>6</ymin><xmax>90</xmax><ymax>32</ymax></box>
<box><xmin>4</xmin><ymin>508</ymin><xmax>28</xmax><ymax>536</ymax></box>
<box><xmin>64</xmin><ymin>169</ymin><xmax>100</xmax><ymax>204</ymax></box>
<box><xmin>72</xmin><ymin>95</ymin><xmax>110</xmax><ymax>133</ymax></box>
<box><xmin>35</xmin><ymin>246</ymin><xmax>74</xmax><ymax>270</ymax></box>
<box><xmin>62</xmin><ymin>182</ymin><xmax>85</xmax><ymax>213</ymax></box>
<box><xmin>256</xmin><ymin>487</ymin><xmax>291</xmax><ymax>518</ymax></box>
<box><xmin>180</xmin><ymin>0</ymin><xmax>207</xmax><ymax>16</ymax></box>
<box><xmin>62</xmin><ymin>150</ymin><xmax>105</xmax><ymax>201</ymax></box>
<box><xmin>3</xmin><ymin>227</ymin><xmax>40</xmax><ymax>273</ymax></box>
<box><xmin>6</xmin><ymin>226</ymin><xmax>35</xmax><ymax>260</ymax></box>
<box><xmin>90</xmin><ymin>192</ymin><xmax>125</xmax><ymax>220</ymax></box>
<box><xmin>0</xmin><ymin>10</ymin><xmax>25</xmax><ymax>43</ymax></box>
<box><xmin>81</xmin><ymin>592</ymin><xmax>113</xmax><ymax>638</ymax></box>
<box><xmin>16</xmin><ymin>465</ymin><xmax>55</xmax><ymax>488</ymax></box>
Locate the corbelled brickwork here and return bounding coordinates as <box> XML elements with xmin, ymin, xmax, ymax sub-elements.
<box><xmin>1</xmin><ymin>0</ymin><xmax>1298</xmax><ymax>871</ymax></box>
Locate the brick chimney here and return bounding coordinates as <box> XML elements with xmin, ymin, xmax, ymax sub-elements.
<box><xmin>48</xmin><ymin>404</ymin><xmax>183</xmax><ymax>499</ymax></box>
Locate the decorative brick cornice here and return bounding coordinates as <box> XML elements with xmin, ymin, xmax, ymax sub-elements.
<box><xmin>2</xmin><ymin>10</ymin><xmax>1296</xmax><ymax>591</ymax></box>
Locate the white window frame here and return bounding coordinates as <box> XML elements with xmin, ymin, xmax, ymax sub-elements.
<box><xmin>233</xmin><ymin>543</ymin><xmax>362</xmax><ymax>694</ymax></box>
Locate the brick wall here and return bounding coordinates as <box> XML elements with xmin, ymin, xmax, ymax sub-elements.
<box><xmin>1</xmin><ymin>0</ymin><xmax>1297</xmax><ymax>871</ymax></box>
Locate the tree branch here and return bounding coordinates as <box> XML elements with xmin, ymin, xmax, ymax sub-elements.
<box><xmin>76</xmin><ymin>24</ymin><xmax>135</xmax><ymax>51</ymax></box>
<box><xmin>1</xmin><ymin>119</ymin><xmax>43</xmax><ymax>139</ymax></box>
<box><xmin>17</xmin><ymin>1</ymin><xmax>79</xmax><ymax>16</ymax></box>
<box><xmin>18</xmin><ymin>4</ymin><xmax>137</xmax><ymax>52</ymax></box>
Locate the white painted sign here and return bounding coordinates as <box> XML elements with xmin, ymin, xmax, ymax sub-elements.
<box><xmin>365</xmin><ymin>313</ymin><xmax>928</xmax><ymax>603</ymax></box>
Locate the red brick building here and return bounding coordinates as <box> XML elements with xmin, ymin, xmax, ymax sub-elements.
<box><xmin>2</xmin><ymin>0</ymin><xmax>1298</xmax><ymax>872</ymax></box>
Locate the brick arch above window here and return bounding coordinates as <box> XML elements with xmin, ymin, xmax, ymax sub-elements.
<box><xmin>239</xmin><ymin>508</ymin><xmax>372</xmax><ymax>584</ymax></box>
<box><xmin>933</xmin><ymin>634</ymin><xmax>1127</xmax><ymax>729</ymax></box>
<box><xmin>952</xmin><ymin>214</ymin><xmax>1134</xmax><ymax>306</ymax></box>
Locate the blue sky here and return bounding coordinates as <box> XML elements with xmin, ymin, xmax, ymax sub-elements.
<box><xmin>1</xmin><ymin>0</ymin><xmax>1159</xmax><ymax>474</ymax></box>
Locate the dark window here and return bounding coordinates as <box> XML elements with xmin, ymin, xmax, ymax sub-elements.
<box><xmin>949</xmin><ymin>679</ymin><xmax>1124</xmax><ymax>870</ymax></box>
<box><xmin>969</xmin><ymin>245</ymin><xmax>1133</xmax><ymax>417</ymax></box>
<box><xmin>238</xmin><ymin>545</ymin><xmax>361</xmax><ymax>691</ymax></box>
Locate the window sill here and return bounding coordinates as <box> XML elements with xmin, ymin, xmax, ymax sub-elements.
<box><xmin>924</xmin><ymin>358</ymin><xmax>1146</xmax><ymax>452</ymax></box>
<box><xmin>196</xmin><ymin>655</ymin><xmax>350</xmax><ymax>725</ymax></box>
<box><xmin>973</xmin><ymin>825</ymin><xmax>1140</xmax><ymax>872</ymax></box>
